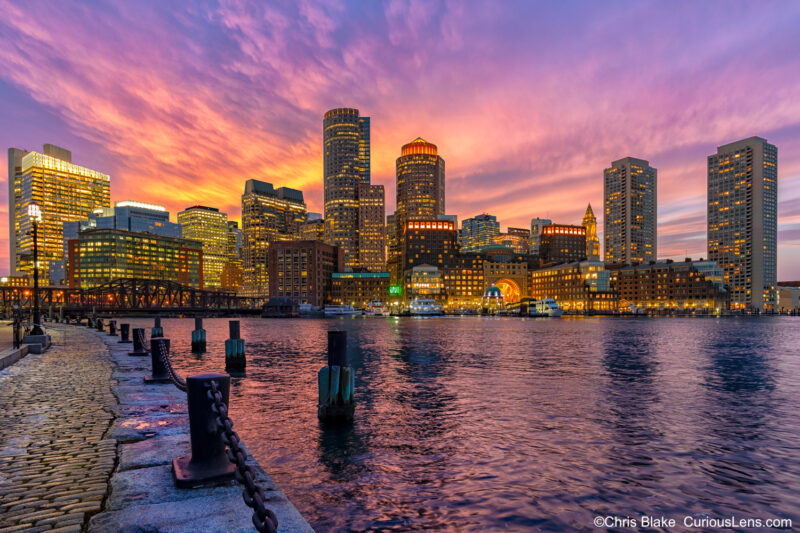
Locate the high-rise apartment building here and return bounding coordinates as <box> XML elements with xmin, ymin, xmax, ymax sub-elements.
<box><xmin>539</xmin><ymin>224</ymin><xmax>587</xmax><ymax>265</ymax></box>
<box><xmin>178</xmin><ymin>206</ymin><xmax>229</xmax><ymax>288</ymax></box>
<box><xmin>357</xmin><ymin>184</ymin><xmax>385</xmax><ymax>271</ymax></box>
<box><xmin>241</xmin><ymin>179</ymin><xmax>307</xmax><ymax>298</ymax></box>
<box><xmin>582</xmin><ymin>204</ymin><xmax>600</xmax><ymax>261</ymax></box>
<box><xmin>603</xmin><ymin>157</ymin><xmax>657</xmax><ymax>265</ymax></box>
<box><xmin>395</xmin><ymin>138</ymin><xmax>445</xmax><ymax>228</ymax></box>
<box><xmin>708</xmin><ymin>137</ymin><xmax>777</xmax><ymax>311</ymax></box>
<box><xmin>227</xmin><ymin>221</ymin><xmax>242</xmax><ymax>260</ymax></box>
<box><xmin>323</xmin><ymin>108</ymin><xmax>370</xmax><ymax>268</ymax></box>
<box><xmin>461</xmin><ymin>214</ymin><xmax>499</xmax><ymax>252</ymax></box>
<box><xmin>529</xmin><ymin>218</ymin><xmax>552</xmax><ymax>256</ymax></box>
<box><xmin>8</xmin><ymin>144</ymin><xmax>110</xmax><ymax>281</ymax></box>
<box><xmin>268</xmin><ymin>240</ymin><xmax>343</xmax><ymax>307</ymax></box>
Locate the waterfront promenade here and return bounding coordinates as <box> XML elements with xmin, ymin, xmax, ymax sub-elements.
<box><xmin>0</xmin><ymin>323</ymin><xmax>312</xmax><ymax>533</ymax></box>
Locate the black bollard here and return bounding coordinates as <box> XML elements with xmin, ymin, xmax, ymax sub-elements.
<box><xmin>119</xmin><ymin>323</ymin><xmax>131</xmax><ymax>343</ymax></box>
<box><xmin>172</xmin><ymin>373</ymin><xmax>236</xmax><ymax>488</ymax></box>
<box><xmin>318</xmin><ymin>330</ymin><xmax>355</xmax><ymax>422</ymax></box>
<box><xmin>108</xmin><ymin>320</ymin><xmax>117</xmax><ymax>336</ymax></box>
<box><xmin>225</xmin><ymin>320</ymin><xmax>245</xmax><ymax>370</ymax></box>
<box><xmin>144</xmin><ymin>338</ymin><xmax>172</xmax><ymax>384</ymax></box>
<box><xmin>328</xmin><ymin>330</ymin><xmax>347</xmax><ymax>367</ymax></box>
<box><xmin>152</xmin><ymin>316</ymin><xmax>164</xmax><ymax>338</ymax></box>
<box><xmin>96</xmin><ymin>318</ymin><xmax>104</xmax><ymax>332</ymax></box>
<box><xmin>129</xmin><ymin>328</ymin><xmax>148</xmax><ymax>356</ymax></box>
<box><xmin>191</xmin><ymin>317</ymin><xmax>206</xmax><ymax>353</ymax></box>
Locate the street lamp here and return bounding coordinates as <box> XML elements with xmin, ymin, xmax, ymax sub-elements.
<box><xmin>28</xmin><ymin>203</ymin><xmax>43</xmax><ymax>335</ymax></box>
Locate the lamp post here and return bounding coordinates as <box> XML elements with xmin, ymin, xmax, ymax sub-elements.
<box><xmin>28</xmin><ymin>203</ymin><xmax>44</xmax><ymax>336</ymax></box>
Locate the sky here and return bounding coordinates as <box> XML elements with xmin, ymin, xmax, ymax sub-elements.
<box><xmin>1</xmin><ymin>0</ymin><xmax>799</xmax><ymax>279</ymax></box>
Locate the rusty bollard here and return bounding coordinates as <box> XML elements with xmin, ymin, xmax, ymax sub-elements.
<box><xmin>129</xmin><ymin>328</ymin><xmax>148</xmax><ymax>356</ymax></box>
<box><xmin>144</xmin><ymin>337</ymin><xmax>171</xmax><ymax>384</ymax></box>
<box><xmin>172</xmin><ymin>373</ymin><xmax>236</xmax><ymax>488</ymax></box>
<box><xmin>118</xmin><ymin>323</ymin><xmax>132</xmax><ymax>343</ymax></box>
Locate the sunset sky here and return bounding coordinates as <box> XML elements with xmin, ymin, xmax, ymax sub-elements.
<box><xmin>1</xmin><ymin>0</ymin><xmax>799</xmax><ymax>279</ymax></box>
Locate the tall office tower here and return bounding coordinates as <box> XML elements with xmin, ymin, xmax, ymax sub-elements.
<box><xmin>582</xmin><ymin>204</ymin><xmax>600</xmax><ymax>261</ymax></box>
<box><xmin>708</xmin><ymin>137</ymin><xmax>778</xmax><ymax>311</ymax></box>
<box><xmin>539</xmin><ymin>224</ymin><xmax>587</xmax><ymax>264</ymax></box>
<box><xmin>395</xmin><ymin>137</ymin><xmax>445</xmax><ymax>229</ymax></box>
<box><xmin>227</xmin><ymin>221</ymin><xmax>242</xmax><ymax>260</ymax></box>
<box><xmin>241</xmin><ymin>179</ymin><xmax>307</xmax><ymax>298</ymax></box>
<box><xmin>461</xmin><ymin>214</ymin><xmax>500</xmax><ymax>252</ymax></box>
<box><xmin>357</xmin><ymin>184</ymin><xmax>385</xmax><ymax>271</ymax></box>
<box><xmin>178</xmin><ymin>206</ymin><xmax>229</xmax><ymax>288</ymax></box>
<box><xmin>603</xmin><ymin>157</ymin><xmax>657</xmax><ymax>265</ymax></box>
<box><xmin>529</xmin><ymin>218</ymin><xmax>552</xmax><ymax>256</ymax></box>
<box><xmin>323</xmin><ymin>108</ymin><xmax>370</xmax><ymax>269</ymax></box>
<box><xmin>8</xmin><ymin>144</ymin><xmax>110</xmax><ymax>281</ymax></box>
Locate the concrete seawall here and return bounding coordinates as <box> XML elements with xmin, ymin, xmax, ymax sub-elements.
<box><xmin>85</xmin><ymin>325</ymin><xmax>313</xmax><ymax>533</ymax></box>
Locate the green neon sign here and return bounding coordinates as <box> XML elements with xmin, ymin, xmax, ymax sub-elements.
<box><xmin>389</xmin><ymin>285</ymin><xmax>402</xmax><ymax>295</ymax></box>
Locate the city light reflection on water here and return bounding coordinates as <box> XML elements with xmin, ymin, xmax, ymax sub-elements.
<box><xmin>123</xmin><ymin>316</ymin><xmax>800</xmax><ymax>531</ymax></box>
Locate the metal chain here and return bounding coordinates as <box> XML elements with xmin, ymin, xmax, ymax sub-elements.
<box><xmin>155</xmin><ymin>339</ymin><xmax>187</xmax><ymax>392</ymax></box>
<box><xmin>206</xmin><ymin>380</ymin><xmax>279</xmax><ymax>533</ymax></box>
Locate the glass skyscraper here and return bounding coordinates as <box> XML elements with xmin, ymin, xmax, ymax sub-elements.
<box><xmin>603</xmin><ymin>157</ymin><xmax>657</xmax><ymax>265</ymax></box>
<box><xmin>178</xmin><ymin>205</ymin><xmax>229</xmax><ymax>288</ymax></box>
<box><xmin>461</xmin><ymin>214</ymin><xmax>499</xmax><ymax>253</ymax></box>
<box><xmin>708</xmin><ymin>137</ymin><xmax>777</xmax><ymax>311</ymax></box>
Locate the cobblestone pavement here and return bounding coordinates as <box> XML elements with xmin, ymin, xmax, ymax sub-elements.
<box><xmin>0</xmin><ymin>325</ymin><xmax>116</xmax><ymax>533</ymax></box>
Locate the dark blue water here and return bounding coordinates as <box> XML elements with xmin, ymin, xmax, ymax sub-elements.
<box><xmin>124</xmin><ymin>317</ymin><xmax>800</xmax><ymax>531</ymax></box>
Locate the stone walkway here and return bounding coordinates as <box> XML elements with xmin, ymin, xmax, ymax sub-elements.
<box><xmin>0</xmin><ymin>325</ymin><xmax>116</xmax><ymax>533</ymax></box>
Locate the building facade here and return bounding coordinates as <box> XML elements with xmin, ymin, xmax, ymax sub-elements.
<box><xmin>357</xmin><ymin>184</ymin><xmax>386</xmax><ymax>271</ymax></box>
<box><xmin>530</xmin><ymin>260</ymin><xmax>616</xmax><ymax>313</ymax></box>
<box><xmin>8</xmin><ymin>144</ymin><xmax>110</xmax><ymax>282</ymax></box>
<box><xmin>708</xmin><ymin>137</ymin><xmax>777</xmax><ymax>311</ymax></box>
<box><xmin>461</xmin><ymin>214</ymin><xmax>499</xmax><ymax>253</ymax></box>
<box><xmin>603</xmin><ymin>157</ymin><xmax>657</xmax><ymax>265</ymax></box>
<box><xmin>582</xmin><ymin>204</ymin><xmax>600</xmax><ymax>261</ymax></box>
<box><xmin>539</xmin><ymin>224</ymin><xmax>587</xmax><ymax>265</ymax></box>
<box><xmin>267</xmin><ymin>240</ymin><xmax>343</xmax><ymax>307</ymax></box>
<box><xmin>300</xmin><ymin>218</ymin><xmax>325</xmax><ymax>241</ymax></box>
<box><xmin>331</xmin><ymin>272</ymin><xmax>391</xmax><ymax>307</ymax></box>
<box><xmin>323</xmin><ymin>108</ymin><xmax>370</xmax><ymax>269</ymax></box>
<box><xmin>401</xmin><ymin>219</ymin><xmax>458</xmax><ymax>274</ymax></box>
<box><xmin>241</xmin><ymin>179</ymin><xmax>307</xmax><ymax>298</ymax></box>
<box><xmin>177</xmin><ymin>206</ymin><xmax>228</xmax><ymax>288</ymax></box>
<box><xmin>68</xmin><ymin>228</ymin><xmax>203</xmax><ymax>289</ymax></box>
<box><xmin>529</xmin><ymin>218</ymin><xmax>552</xmax><ymax>256</ymax></box>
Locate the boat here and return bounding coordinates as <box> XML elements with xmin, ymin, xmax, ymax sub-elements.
<box><xmin>324</xmin><ymin>304</ymin><xmax>362</xmax><ymax>317</ymax></box>
<box><xmin>408</xmin><ymin>298</ymin><xmax>444</xmax><ymax>316</ymax></box>
<box><xmin>364</xmin><ymin>300</ymin><xmax>391</xmax><ymax>316</ymax></box>
<box><xmin>529</xmin><ymin>298</ymin><xmax>562</xmax><ymax>317</ymax></box>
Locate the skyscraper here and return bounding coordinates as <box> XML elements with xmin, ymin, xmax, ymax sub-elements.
<box><xmin>461</xmin><ymin>214</ymin><xmax>499</xmax><ymax>252</ymax></box>
<box><xmin>227</xmin><ymin>221</ymin><xmax>242</xmax><ymax>260</ymax></box>
<box><xmin>708</xmin><ymin>137</ymin><xmax>777</xmax><ymax>311</ymax></box>
<box><xmin>582</xmin><ymin>204</ymin><xmax>600</xmax><ymax>261</ymax></box>
<box><xmin>241</xmin><ymin>179</ymin><xmax>307</xmax><ymax>298</ymax></box>
<box><xmin>8</xmin><ymin>144</ymin><xmax>110</xmax><ymax>281</ymax></box>
<box><xmin>357</xmin><ymin>184</ymin><xmax>385</xmax><ymax>271</ymax></box>
<box><xmin>178</xmin><ymin>206</ymin><xmax>229</xmax><ymax>288</ymax></box>
<box><xmin>603</xmin><ymin>157</ymin><xmax>657</xmax><ymax>265</ymax></box>
<box><xmin>529</xmin><ymin>218</ymin><xmax>552</xmax><ymax>256</ymax></box>
<box><xmin>323</xmin><ymin>108</ymin><xmax>370</xmax><ymax>269</ymax></box>
<box><xmin>395</xmin><ymin>138</ymin><xmax>445</xmax><ymax>228</ymax></box>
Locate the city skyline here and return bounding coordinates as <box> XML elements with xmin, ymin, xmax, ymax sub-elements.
<box><xmin>1</xmin><ymin>2</ymin><xmax>800</xmax><ymax>279</ymax></box>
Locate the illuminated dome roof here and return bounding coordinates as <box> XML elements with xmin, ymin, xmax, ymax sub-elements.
<box><xmin>483</xmin><ymin>285</ymin><xmax>504</xmax><ymax>299</ymax></box>
<box><xmin>401</xmin><ymin>137</ymin><xmax>438</xmax><ymax>156</ymax></box>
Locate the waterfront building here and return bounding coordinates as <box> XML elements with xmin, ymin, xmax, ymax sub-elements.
<box><xmin>220</xmin><ymin>261</ymin><xmax>243</xmax><ymax>292</ymax></box>
<box><xmin>358</xmin><ymin>184</ymin><xmax>386</xmax><ymax>271</ymax></box>
<box><xmin>708</xmin><ymin>137</ymin><xmax>778</xmax><ymax>311</ymax></box>
<box><xmin>461</xmin><ymin>214</ymin><xmax>499</xmax><ymax>253</ymax></box>
<box><xmin>395</xmin><ymin>138</ymin><xmax>445</xmax><ymax>228</ymax></box>
<box><xmin>331</xmin><ymin>272</ymin><xmax>391</xmax><ymax>307</ymax></box>
<box><xmin>178</xmin><ymin>206</ymin><xmax>228</xmax><ymax>288</ymax></box>
<box><xmin>405</xmin><ymin>264</ymin><xmax>445</xmax><ymax>303</ymax></box>
<box><xmin>529</xmin><ymin>218</ymin><xmax>552</xmax><ymax>256</ymax></box>
<box><xmin>267</xmin><ymin>240</ymin><xmax>343</xmax><ymax>307</ymax></box>
<box><xmin>8</xmin><ymin>144</ymin><xmax>110</xmax><ymax>282</ymax></box>
<box><xmin>323</xmin><ymin>108</ymin><xmax>370</xmax><ymax>269</ymax></box>
<box><xmin>777</xmin><ymin>286</ymin><xmax>800</xmax><ymax>313</ymax></box>
<box><xmin>603</xmin><ymin>157</ymin><xmax>657</xmax><ymax>264</ymax></box>
<box><xmin>241</xmin><ymin>179</ymin><xmax>307</xmax><ymax>298</ymax></box>
<box><xmin>443</xmin><ymin>253</ymin><xmax>486</xmax><ymax>310</ymax></box>
<box><xmin>607</xmin><ymin>259</ymin><xmax>728</xmax><ymax>312</ymax></box>
<box><xmin>539</xmin><ymin>224</ymin><xmax>587</xmax><ymax>265</ymax></box>
<box><xmin>582</xmin><ymin>204</ymin><xmax>600</xmax><ymax>261</ymax></box>
<box><xmin>68</xmin><ymin>228</ymin><xmax>203</xmax><ymax>289</ymax></box>
<box><xmin>300</xmin><ymin>218</ymin><xmax>325</xmax><ymax>241</ymax></box>
<box><xmin>482</xmin><ymin>248</ymin><xmax>529</xmax><ymax>304</ymax></box>
<box><xmin>493</xmin><ymin>232</ymin><xmax>528</xmax><ymax>254</ymax></box>
<box><xmin>402</xmin><ymin>219</ymin><xmax>458</xmax><ymax>273</ymax></box>
<box><xmin>530</xmin><ymin>261</ymin><xmax>617</xmax><ymax>312</ymax></box>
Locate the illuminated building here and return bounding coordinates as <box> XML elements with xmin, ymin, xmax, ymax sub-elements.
<box><xmin>461</xmin><ymin>214</ymin><xmax>499</xmax><ymax>252</ymax></box>
<box><xmin>331</xmin><ymin>272</ymin><xmax>391</xmax><ymax>307</ymax></box>
<box><xmin>323</xmin><ymin>108</ymin><xmax>370</xmax><ymax>269</ymax></box>
<box><xmin>529</xmin><ymin>218</ymin><xmax>552</xmax><ymax>256</ymax></box>
<box><xmin>608</xmin><ymin>259</ymin><xmax>728</xmax><ymax>312</ymax></box>
<box><xmin>8</xmin><ymin>144</ymin><xmax>110</xmax><ymax>282</ymax></box>
<box><xmin>241</xmin><ymin>179</ymin><xmax>307</xmax><ymax>298</ymax></box>
<box><xmin>530</xmin><ymin>261</ymin><xmax>617</xmax><ymax>313</ymax></box>
<box><xmin>508</xmin><ymin>227</ymin><xmax>531</xmax><ymax>251</ymax></box>
<box><xmin>482</xmin><ymin>248</ymin><xmax>528</xmax><ymax>304</ymax></box>
<box><xmin>300</xmin><ymin>218</ymin><xmax>325</xmax><ymax>241</ymax></box>
<box><xmin>582</xmin><ymin>204</ymin><xmax>600</xmax><ymax>261</ymax></box>
<box><xmin>227</xmin><ymin>221</ymin><xmax>242</xmax><ymax>260</ymax></box>
<box><xmin>267</xmin><ymin>240</ymin><xmax>343</xmax><ymax>307</ymax></box>
<box><xmin>604</xmin><ymin>157</ymin><xmax>657</xmax><ymax>264</ymax></box>
<box><xmin>777</xmin><ymin>286</ymin><xmax>800</xmax><ymax>313</ymax></box>
<box><xmin>220</xmin><ymin>261</ymin><xmax>243</xmax><ymax>292</ymax></box>
<box><xmin>178</xmin><ymin>206</ymin><xmax>229</xmax><ymax>288</ymax></box>
<box><xmin>708</xmin><ymin>137</ymin><xmax>777</xmax><ymax>311</ymax></box>
<box><xmin>0</xmin><ymin>275</ymin><xmax>30</xmax><ymax>287</ymax></box>
<box><xmin>444</xmin><ymin>253</ymin><xmax>485</xmax><ymax>309</ymax></box>
<box><xmin>358</xmin><ymin>184</ymin><xmax>386</xmax><ymax>271</ymax></box>
<box><xmin>539</xmin><ymin>224</ymin><xmax>587</xmax><ymax>264</ymax></box>
<box><xmin>68</xmin><ymin>228</ymin><xmax>203</xmax><ymax>289</ymax></box>
<box><xmin>402</xmin><ymin>219</ymin><xmax>458</xmax><ymax>272</ymax></box>
<box><xmin>405</xmin><ymin>264</ymin><xmax>445</xmax><ymax>302</ymax></box>
<box><xmin>493</xmin><ymin>232</ymin><xmax>528</xmax><ymax>254</ymax></box>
